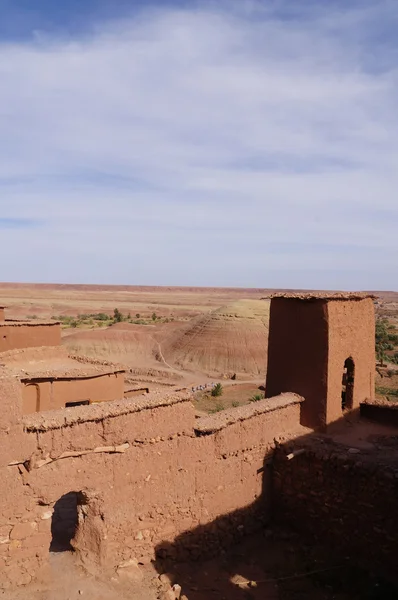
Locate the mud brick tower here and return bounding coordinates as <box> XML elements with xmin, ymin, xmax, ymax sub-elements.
<box><xmin>265</xmin><ymin>293</ymin><xmax>375</xmax><ymax>429</ymax></box>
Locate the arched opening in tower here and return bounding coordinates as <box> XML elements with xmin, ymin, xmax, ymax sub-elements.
<box><xmin>341</xmin><ymin>357</ymin><xmax>355</xmax><ymax>411</ymax></box>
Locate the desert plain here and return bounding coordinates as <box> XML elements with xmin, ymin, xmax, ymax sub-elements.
<box><xmin>1</xmin><ymin>282</ymin><xmax>397</xmax><ymax>414</ymax></box>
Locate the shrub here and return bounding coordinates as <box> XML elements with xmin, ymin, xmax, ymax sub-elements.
<box><xmin>113</xmin><ymin>308</ymin><xmax>123</xmax><ymax>323</ymax></box>
<box><xmin>211</xmin><ymin>383</ymin><xmax>223</xmax><ymax>397</ymax></box>
<box><xmin>95</xmin><ymin>313</ymin><xmax>109</xmax><ymax>321</ymax></box>
<box><xmin>232</xmin><ymin>400</ymin><xmax>239</xmax><ymax>408</ymax></box>
<box><xmin>210</xmin><ymin>403</ymin><xmax>224</xmax><ymax>413</ymax></box>
<box><xmin>376</xmin><ymin>386</ymin><xmax>398</xmax><ymax>399</ymax></box>
<box><xmin>249</xmin><ymin>393</ymin><xmax>263</xmax><ymax>403</ymax></box>
<box><xmin>152</xmin><ymin>312</ymin><xmax>157</xmax><ymax>321</ymax></box>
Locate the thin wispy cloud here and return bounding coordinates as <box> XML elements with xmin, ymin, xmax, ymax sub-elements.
<box><xmin>0</xmin><ymin>218</ymin><xmax>41</xmax><ymax>229</ymax></box>
<box><xmin>0</xmin><ymin>0</ymin><xmax>397</xmax><ymax>288</ymax></box>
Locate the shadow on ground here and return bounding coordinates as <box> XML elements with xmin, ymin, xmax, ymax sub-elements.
<box><xmin>155</xmin><ymin>525</ymin><xmax>398</xmax><ymax>600</ymax></box>
<box><xmin>154</xmin><ymin>414</ymin><xmax>398</xmax><ymax>600</ymax></box>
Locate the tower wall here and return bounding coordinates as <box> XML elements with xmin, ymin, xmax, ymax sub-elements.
<box><xmin>265</xmin><ymin>298</ymin><xmax>328</xmax><ymax>429</ymax></box>
<box><xmin>326</xmin><ymin>298</ymin><xmax>375</xmax><ymax>424</ymax></box>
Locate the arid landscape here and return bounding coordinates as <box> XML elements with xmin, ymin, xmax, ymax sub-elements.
<box><xmin>1</xmin><ymin>283</ymin><xmax>398</xmax><ymax>414</ymax></box>
<box><xmin>1</xmin><ymin>283</ymin><xmax>398</xmax><ymax>600</ymax></box>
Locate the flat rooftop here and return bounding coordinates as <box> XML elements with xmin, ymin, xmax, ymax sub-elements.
<box><xmin>263</xmin><ymin>292</ymin><xmax>376</xmax><ymax>301</ymax></box>
<box><xmin>0</xmin><ymin>347</ymin><xmax>125</xmax><ymax>380</ymax></box>
<box><xmin>0</xmin><ymin>319</ymin><xmax>60</xmax><ymax>327</ymax></box>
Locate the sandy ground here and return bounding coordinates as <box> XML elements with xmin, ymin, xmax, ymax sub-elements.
<box><xmin>3</xmin><ymin>526</ymin><xmax>396</xmax><ymax>600</ymax></box>
<box><xmin>0</xmin><ymin>283</ymin><xmax>272</xmax><ymax>321</ymax></box>
<box><xmin>1</xmin><ymin>552</ymin><xmax>159</xmax><ymax>600</ymax></box>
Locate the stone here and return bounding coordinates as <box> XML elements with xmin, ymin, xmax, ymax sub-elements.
<box><xmin>230</xmin><ymin>574</ymin><xmax>249</xmax><ymax>589</ymax></box>
<box><xmin>40</xmin><ymin>510</ymin><xmax>53</xmax><ymax>520</ymax></box>
<box><xmin>159</xmin><ymin>572</ymin><xmax>175</xmax><ymax>587</ymax></box>
<box><xmin>348</xmin><ymin>448</ymin><xmax>361</xmax><ymax>454</ymax></box>
<box><xmin>38</xmin><ymin>519</ymin><xmax>51</xmax><ymax>534</ymax></box>
<box><xmin>10</xmin><ymin>522</ymin><xmax>37</xmax><ymax>541</ymax></box>
<box><xmin>160</xmin><ymin>591</ymin><xmax>176</xmax><ymax>600</ymax></box>
<box><xmin>116</xmin><ymin>559</ymin><xmax>143</xmax><ymax>583</ymax></box>
<box><xmin>172</xmin><ymin>583</ymin><xmax>182</xmax><ymax>599</ymax></box>
<box><xmin>0</xmin><ymin>525</ymin><xmax>11</xmax><ymax>544</ymax></box>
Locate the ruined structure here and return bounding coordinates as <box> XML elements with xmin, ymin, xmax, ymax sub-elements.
<box><xmin>1</xmin><ymin>292</ymin><xmax>392</xmax><ymax>591</ymax></box>
<box><xmin>265</xmin><ymin>293</ymin><xmax>375</xmax><ymax>428</ymax></box>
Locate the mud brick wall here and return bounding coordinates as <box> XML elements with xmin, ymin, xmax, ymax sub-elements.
<box><xmin>0</xmin><ymin>322</ymin><xmax>61</xmax><ymax>353</ymax></box>
<box><xmin>360</xmin><ymin>402</ymin><xmax>398</xmax><ymax>428</ymax></box>
<box><xmin>0</xmin><ymin>379</ymin><xmax>303</xmax><ymax>589</ymax></box>
<box><xmin>22</xmin><ymin>372</ymin><xmax>125</xmax><ymax>414</ymax></box>
<box><xmin>273</xmin><ymin>446</ymin><xmax>398</xmax><ymax>584</ymax></box>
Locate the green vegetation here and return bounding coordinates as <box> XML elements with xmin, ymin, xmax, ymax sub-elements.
<box><xmin>211</xmin><ymin>383</ymin><xmax>223</xmax><ymax>397</ymax></box>
<box><xmin>376</xmin><ymin>386</ymin><xmax>398</xmax><ymax>400</ymax></box>
<box><xmin>249</xmin><ymin>393</ymin><xmax>263</xmax><ymax>403</ymax></box>
<box><xmin>209</xmin><ymin>403</ymin><xmax>224</xmax><ymax>414</ymax></box>
<box><xmin>231</xmin><ymin>400</ymin><xmax>240</xmax><ymax>408</ymax></box>
<box><xmin>376</xmin><ymin>318</ymin><xmax>398</xmax><ymax>365</ymax></box>
<box><xmin>52</xmin><ymin>308</ymin><xmax>180</xmax><ymax>329</ymax></box>
<box><xmin>113</xmin><ymin>308</ymin><xmax>123</xmax><ymax>323</ymax></box>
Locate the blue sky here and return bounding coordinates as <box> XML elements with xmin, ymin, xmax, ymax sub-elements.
<box><xmin>0</xmin><ymin>0</ymin><xmax>397</xmax><ymax>289</ymax></box>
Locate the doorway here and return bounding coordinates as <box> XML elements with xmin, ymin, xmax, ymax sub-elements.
<box><xmin>341</xmin><ymin>357</ymin><xmax>355</xmax><ymax>411</ymax></box>
<box><xmin>50</xmin><ymin>492</ymin><xmax>80</xmax><ymax>552</ymax></box>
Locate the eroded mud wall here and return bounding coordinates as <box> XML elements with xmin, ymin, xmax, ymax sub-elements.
<box><xmin>273</xmin><ymin>446</ymin><xmax>398</xmax><ymax>584</ymax></box>
<box><xmin>0</xmin><ymin>386</ymin><xmax>302</xmax><ymax>588</ymax></box>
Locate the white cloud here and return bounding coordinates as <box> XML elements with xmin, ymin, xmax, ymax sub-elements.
<box><xmin>0</xmin><ymin>1</ymin><xmax>397</xmax><ymax>288</ymax></box>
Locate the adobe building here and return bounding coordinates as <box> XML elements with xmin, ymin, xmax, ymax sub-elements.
<box><xmin>1</xmin><ymin>347</ymin><xmax>125</xmax><ymax>414</ymax></box>
<box><xmin>265</xmin><ymin>292</ymin><xmax>375</xmax><ymax>429</ymax></box>
<box><xmin>0</xmin><ymin>307</ymin><xmax>125</xmax><ymax>414</ymax></box>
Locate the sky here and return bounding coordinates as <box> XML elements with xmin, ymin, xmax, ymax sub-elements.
<box><xmin>0</xmin><ymin>0</ymin><xmax>397</xmax><ymax>290</ymax></box>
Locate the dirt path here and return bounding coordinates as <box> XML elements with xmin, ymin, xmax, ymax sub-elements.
<box><xmin>152</xmin><ymin>336</ymin><xmax>180</xmax><ymax>373</ymax></box>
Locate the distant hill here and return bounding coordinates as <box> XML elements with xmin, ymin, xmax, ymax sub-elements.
<box><xmin>163</xmin><ymin>299</ymin><xmax>270</xmax><ymax>377</ymax></box>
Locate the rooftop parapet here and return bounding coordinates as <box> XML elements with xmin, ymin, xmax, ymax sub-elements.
<box><xmin>262</xmin><ymin>292</ymin><xmax>376</xmax><ymax>301</ymax></box>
